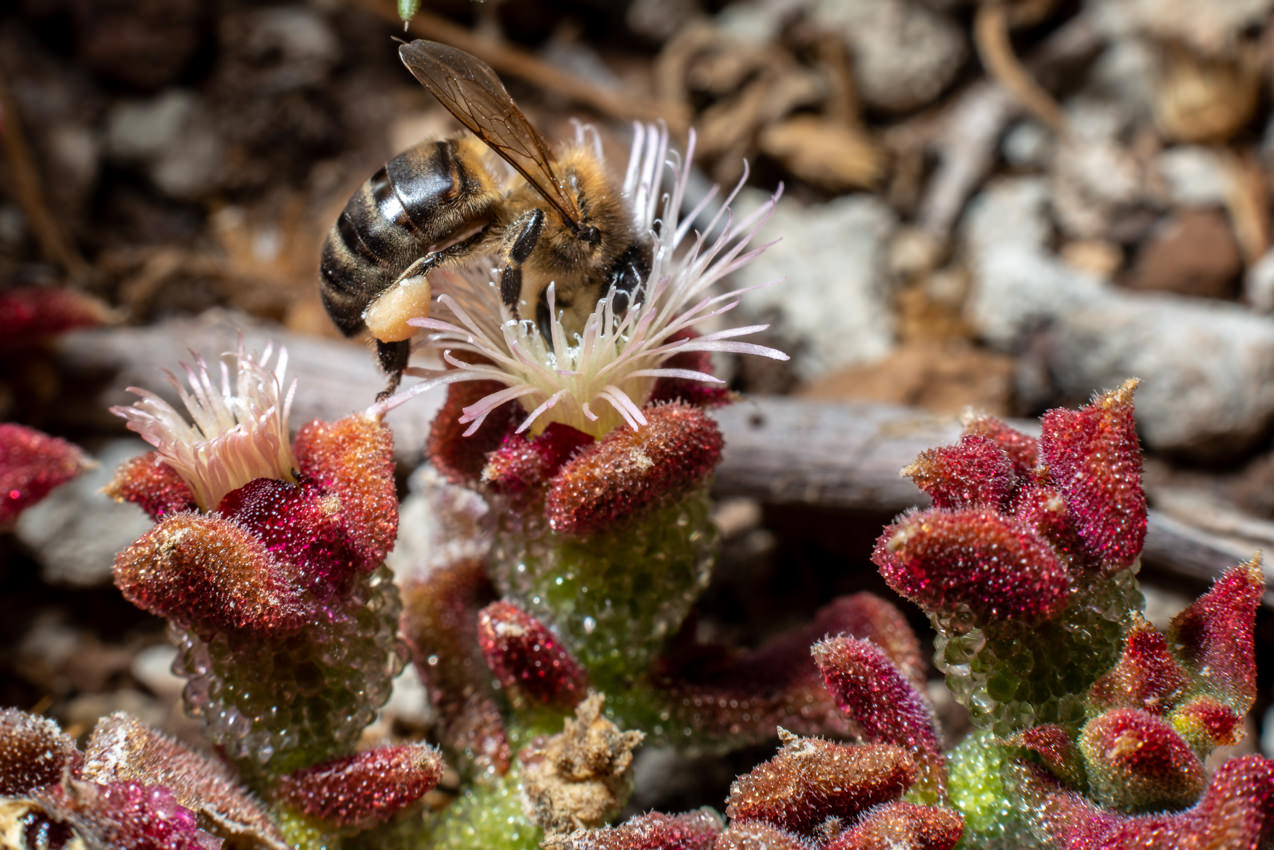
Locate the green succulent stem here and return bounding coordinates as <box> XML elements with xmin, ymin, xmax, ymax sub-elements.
<box><xmin>948</xmin><ymin>730</ymin><xmax>1041</xmax><ymax>850</ymax></box>
<box><xmin>420</xmin><ymin>764</ymin><xmax>541</xmax><ymax>850</ymax></box>
<box><xmin>489</xmin><ymin>487</ymin><xmax>717</xmax><ymax>691</ymax></box>
<box><xmin>425</xmin><ymin>486</ymin><xmax>718</xmax><ymax>849</ymax></box>
<box><xmin>172</xmin><ymin>564</ymin><xmax>408</xmax><ymax>780</ymax></box>
<box><xmin>933</xmin><ymin>566</ymin><xmax>1143</xmax><ymax>735</ymax></box>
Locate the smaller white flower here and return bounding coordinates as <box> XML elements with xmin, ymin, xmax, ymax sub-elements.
<box><xmin>111</xmin><ymin>342</ymin><xmax>298</xmax><ymax>510</ymax></box>
<box><xmin>371</xmin><ymin>123</ymin><xmax>788</xmax><ymax>439</ymax></box>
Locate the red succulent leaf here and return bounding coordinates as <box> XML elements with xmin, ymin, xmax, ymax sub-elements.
<box><xmin>543</xmin><ymin>809</ymin><xmax>723</xmax><ymax>850</ymax></box>
<box><xmin>477</xmin><ymin>601</ymin><xmax>588</xmax><ymax>709</ymax></box>
<box><xmin>482</xmin><ymin>424</ymin><xmax>593</xmax><ymax>500</ymax></box>
<box><xmin>1039</xmin><ymin>380</ymin><xmax>1146</xmax><ymax>571</ymax></box>
<box><xmin>874</xmin><ymin>508</ymin><xmax>1072</xmax><ymax>624</ymax></box>
<box><xmin>105</xmin><ymin>452</ymin><xmax>197</xmax><ymax>520</ymax></box>
<box><xmin>1028</xmin><ymin>754</ymin><xmax>1274</xmax><ymax>849</ymax></box>
<box><xmin>292</xmin><ymin>414</ymin><xmax>397</xmax><ymax>570</ymax></box>
<box><xmin>0</xmin><ymin>709</ymin><xmax>81</xmax><ymax>796</ymax></box>
<box><xmin>902</xmin><ymin>434</ymin><xmax>1017</xmax><ymax>511</ymax></box>
<box><xmin>725</xmin><ymin>733</ymin><xmax>916</xmax><ymax>836</ymax></box>
<box><xmin>36</xmin><ymin>779</ymin><xmax>223</xmax><ymax>850</ymax></box>
<box><xmin>217</xmin><ymin>477</ymin><xmax>362</xmax><ymax>599</ymax></box>
<box><xmin>546</xmin><ymin>402</ymin><xmax>722</xmax><ymax>536</ymax></box>
<box><xmin>823</xmin><ymin>801</ymin><xmax>963</xmax><ymax>850</ymax></box>
<box><xmin>0</xmin><ymin>423</ymin><xmax>89</xmax><ymax>527</ymax></box>
<box><xmin>715</xmin><ymin>821</ymin><xmax>812</xmax><ymax>849</ymax></box>
<box><xmin>428</xmin><ymin>380</ymin><xmax>519</xmax><ymax>485</ymax></box>
<box><xmin>1012</xmin><ymin>725</ymin><xmax>1086</xmax><ymax>789</ymax></box>
<box><xmin>816</xmin><ymin>593</ymin><xmax>928</xmax><ymax>693</ymax></box>
<box><xmin>649</xmin><ymin>595</ymin><xmax>905</xmax><ymax>749</ymax></box>
<box><xmin>80</xmin><ymin>713</ymin><xmax>289</xmax><ymax>849</ymax></box>
<box><xmin>275</xmin><ymin>745</ymin><xmax>443</xmax><ymax>829</ymax></box>
<box><xmin>0</xmin><ymin>287</ymin><xmax>108</xmax><ymax>347</ymax></box>
<box><xmin>812</xmin><ymin>637</ymin><xmax>945</xmax><ymax>798</ymax></box>
<box><xmin>1008</xmin><ymin>484</ymin><xmax>1076</xmax><ymax>549</ymax></box>
<box><xmin>113</xmin><ymin>512</ymin><xmax>309</xmax><ymax>637</ymax></box>
<box><xmin>401</xmin><ymin>557</ymin><xmax>510</xmax><ymax>776</ymax></box>
<box><xmin>962</xmin><ymin>413</ymin><xmax>1039</xmax><ymax>477</ymax></box>
<box><xmin>1078</xmin><ymin>708</ymin><xmax>1204</xmax><ymax>812</ymax></box>
<box><xmin>1167</xmin><ymin>558</ymin><xmax>1264</xmax><ymax>714</ymax></box>
<box><xmin>1169</xmin><ymin>696</ymin><xmax>1245</xmax><ymax>751</ymax></box>
<box><xmin>1087</xmin><ymin>617</ymin><xmax>1187</xmax><ymax>715</ymax></box>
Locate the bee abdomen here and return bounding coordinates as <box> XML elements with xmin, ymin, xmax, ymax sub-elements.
<box><xmin>342</xmin><ymin>140</ymin><xmax>473</xmax><ymax>265</ymax></box>
<box><xmin>319</xmin><ymin>140</ymin><xmax>483</xmax><ymax>338</ymax></box>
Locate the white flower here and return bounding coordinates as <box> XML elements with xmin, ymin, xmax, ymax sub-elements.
<box><xmin>370</xmin><ymin>123</ymin><xmax>787</xmax><ymax>439</ymax></box>
<box><xmin>111</xmin><ymin>343</ymin><xmax>298</xmax><ymax>510</ymax></box>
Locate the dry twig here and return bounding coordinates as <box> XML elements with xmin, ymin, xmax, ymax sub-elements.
<box><xmin>357</xmin><ymin>0</ymin><xmax>686</xmax><ymax>131</ymax></box>
<box><xmin>1220</xmin><ymin>149</ymin><xmax>1271</xmax><ymax>266</ymax></box>
<box><xmin>912</xmin><ymin>14</ymin><xmax>1100</xmax><ymax>238</ymax></box>
<box><xmin>973</xmin><ymin>2</ymin><xmax>1066</xmax><ymax>134</ymax></box>
<box><xmin>0</xmin><ymin>70</ymin><xmax>88</xmax><ymax>279</ymax></box>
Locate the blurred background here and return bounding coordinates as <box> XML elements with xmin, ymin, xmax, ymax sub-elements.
<box><xmin>1</xmin><ymin>0</ymin><xmax>1273</xmax><ymax>812</ymax></box>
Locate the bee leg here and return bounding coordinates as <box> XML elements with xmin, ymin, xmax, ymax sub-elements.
<box><xmin>402</xmin><ymin>223</ymin><xmax>490</xmax><ymax>280</ymax></box>
<box><xmin>499</xmin><ymin>208</ymin><xmax>544</xmax><ymax>313</ymax></box>
<box><xmin>367</xmin><ymin>228</ymin><xmax>497</xmax><ymax>402</ymax></box>
<box><xmin>374</xmin><ymin>340</ymin><xmax>410</xmax><ymax>400</ymax></box>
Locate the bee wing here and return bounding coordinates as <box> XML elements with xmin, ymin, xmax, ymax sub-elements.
<box><xmin>399</xmin><ymin>40</ymin><xmax>583</xmax><ymax>227</ymax></box>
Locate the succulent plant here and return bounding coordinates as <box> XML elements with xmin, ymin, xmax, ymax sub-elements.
<box><xmin>0</xmin><ymin>124</ymin><xmax>1268</xmax><ymax>850</ymax></box>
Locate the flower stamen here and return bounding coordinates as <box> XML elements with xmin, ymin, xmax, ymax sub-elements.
<box><xmin>111</xmin><ymin>343</ymin><xmax>298</xmax><ymax>510</ymax></box>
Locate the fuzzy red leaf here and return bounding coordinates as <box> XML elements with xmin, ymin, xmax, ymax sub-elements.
<box><xmin>292</xmin><ymin>414</ymin><xmax>397</xmax><ymax>571</ymax></box>
<box><xmin>1029</xmin><ymin>754</ymin><xmax>1274</xmax><ymax>849</ymax></box>
<box><xmin>812</xmin><ymin>637</ymin><xmax>945</xmax><ymax>797</ymax></box>
<box><xmin>105</xmin><ymin>452</ymin><xmax>197</xmax><ymax>520</ymax></box>
<box><xmin>543</xmin><ymin>809</ymin><xmax>723</xmax><ymax>850</ymax></box>
<box><xmin>80</xmin><ymin>713</ymin><xmax>288</xmax><ymax>849</ymax></box>
<box><xmin>0</xmin><ymin>709</ymin><xmax>80</xmax><ymax>797</ymax></box>
<box><xmin>903</xmin><ymin>434</ymin><xmax>1017</xmax><ymax>511</ymax></box>
<box><xmin>1079</xmin><ymin>708</ymin><xmax>1203</xmax><ymax>812</ymax></box>
<box><xmin>874</xmin><ymin>508</ymin><xmax>1072</xmax><ymax>624</ymax></box>
<box><xmin>1087</xmin><ymin>617</ymin><xmax>1187</xmax><ymax>715</ymax></box>
<box><xmin>276</xmin><ymin>745</ymin><xmax>444</xmax><ymax>829</ymax></box>
<box><xmin>546</xmin><ymin>402</ymin><xmax>722</xmax><ymax>536</ymax></box>
<box><xmin>478</xmin><ymin>601</ymin><xmax>588</xmax><ymax>708</ymax></box>
<box><xmin>0</xmin><ymin>424</ymin><xmax>88</xmax><ymax>526</ymax></box>
<box><xmin>1039</xmin><ymin>380</ymin><xmax>1145</xmax><ymax>571</ymax></box>
<box><xmin>1167</xmin><ymin>558</ymin><xmax>1264</xmax><ymax>714</ymax></box>
<box><xmin>113</xmin><ymin>512</ymin><xmax>309</xmax><ymax>636</ymax></box>
<box><xmin>482</xmin><ymin>424</ymin><xmax>593</xmax><ymax>500</ymax></box>
<box><xmin>823</xmin><ymin>801</ymin><xmax>963</xmax><ymax>850</ymax></box>
<box><xmin>725</xmin><ymin>734</ymin><xmax>916</xmax><ymax>835</ymax></box>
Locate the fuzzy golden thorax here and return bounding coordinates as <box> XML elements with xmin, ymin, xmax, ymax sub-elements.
<box><xmin>504</xmin><ymin>145</ymin><xmax>649</xmax><ymax>336</ymax></box>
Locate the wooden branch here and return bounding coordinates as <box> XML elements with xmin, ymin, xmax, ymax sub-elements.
<box><xmin>714</xmin><ymin>397</ymin><xmax>1271</xmax><ymax>605</ymax></box>
<box><xmin>50</xmin><ymin>318</ymin><xmax>1270</xmax><ymax>604</ymax></box>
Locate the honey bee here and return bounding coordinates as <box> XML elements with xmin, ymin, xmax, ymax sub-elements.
<box><xmin>319</xmin><ymin>40</ymin><xmax>652</xmax><ymax>397</ymax></box>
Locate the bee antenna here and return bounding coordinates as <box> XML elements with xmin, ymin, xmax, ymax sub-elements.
<box><xmin>577</xmin><ymin>225</ymin><xmax>601</xmax><ymax>245</ymax></box>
